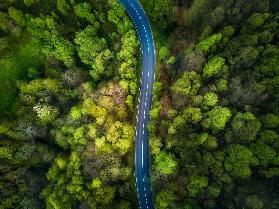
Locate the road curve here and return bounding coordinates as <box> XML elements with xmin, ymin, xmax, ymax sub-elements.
<box><xmin>118</xmin><ymin>0</ymin><xmax>156</xmax><ymax>208</ymax></box>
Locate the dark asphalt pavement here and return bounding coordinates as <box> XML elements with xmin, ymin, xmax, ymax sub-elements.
<box><xmin>118</xmin><ymin>0</ymin><xmax>156</xmax><ymax>208</ymax></box>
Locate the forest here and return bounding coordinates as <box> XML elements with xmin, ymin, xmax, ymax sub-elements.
<box><xmin>0</xmin><ymin>0</ymin><xmax>279</xmax><ymax>209</ymax></box>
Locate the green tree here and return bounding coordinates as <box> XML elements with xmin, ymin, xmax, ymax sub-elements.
<box><xmin>8</xmin><ymin>7</ymin><xmax>25</xmax><ymax>26</ymax></box>
<box><xmin>187</xmin><ymin>176</ymin><xmax>208</xmax><ymax>197</ymax></box>
<box><xmin>202</xmin><ymin>106</ymin><xmax>231</xmax><ymax>131</ymax></box>
<box><xmin>74</xmin><ymin>2</ymin><xmax>99</xmax><ymax>26</ymax></box>
<box><xmin>261</xmin><ymin>113</ymin><xmax>279</xmax><ymax>129</ymax></box>
<box><xmin>74</xmin><ymin>26</ymin><xmax>113</xmax><ymax>80</ymax></box>
<box><xmin>203</xmin><ymin>92</ymin><xmax>218</xmax><ymax>107</ymax></box>
<box><xmin>203</xmin><ymin>56</ymin><xmax>228</xmax><ymax>80</ymax></box>
<box><xmin>224</xmin><ymin>145</ymin><xmax>258</xmax><ymax>178</ymax></box>
<box><xmin>196</xmin><ymin>33</ymin><xmax>222</xmax><ymax>54</ymax></box>
<box><xmin>251</xmin><ymin>142</ymin><xmax>277</xmax><ymax>166</ymax></box>
<box><xmin>171</xmin><ymin>71</ymin><xmax>202</xmax><ymax>97</ymax></box>
<box><xmin>57</xmin><ymin>0</ymin><xmax>71</xmax><ymax>16</ymax></box>
<box><xmin>155</xmin><ymin>189</ymin><xmax>176</xmax><ymax>209</ymax></box>
<box><xmin>155</xmin><ymin>152</ymin><xmax>177</xmax><ymax>175</ymax></box>
<box><xmin>143</xmin><ymin>0</ymin><xmax>174</xmax><ymax>29</ymax></box>
<box><xmin>225</xmin><ymin>112</ymin><xmax>261</xmax><ymax>144</ymax></box>
<box><xmin>247</xmin><ymin>13</ymin><xmax>270</xmax><ymax>30</ymax></box>
<box><xmin>186</xmin><ymin>0</ymin><xmax>212</xmax><ymax>27</ymax></box>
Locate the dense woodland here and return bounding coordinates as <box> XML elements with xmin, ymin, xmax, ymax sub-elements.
<box><xmin>0</xmin><ymin>0</ymin><xmax>279</xmax><ymax>209</ymax></box>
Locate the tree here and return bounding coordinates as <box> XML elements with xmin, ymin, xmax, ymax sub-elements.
<box><xmin>155</xmin><ymin>152</ymin><xmax>177</xmax><ymax>175</ymax></box>
<box><xmin>187</xmin><ymin>175</ymin><xmax>208</xmax><ymax>197</ymax></box>
<box><xmin>183</xmin><ymin>107</ymin><xmax>202</xmax><ymax>123</ymax></box>
<box><xmin>155</xmin><ymin>189</ymin><xmax>176</xmax><ymax>209</ymax></box>
<box><xmin>225</xmin><ymin>112</ymin><xmax>261</xmax><ymax>144</ymax></box>
<box><xmin>57</xmin><ymin>0</ymin><xmax>71</xmax><ymax>16</ymax></box>
<box><xmin>143</xmin><ymin>0</ymin><xmax>174</xmax><ymax>29</ymax></box>
<box><xmin>158</xmin><ymin>46</ymin><xmax>170</xmax><ymax>62</ymax></box>
<box><xmin>202</xmin><ymin>106</ymin><xmax>231</xmax><ymax>131</ymax></box>
<box><xmin>196</xmin><ymin>33</ymin><xmax>222</xmax><ymax>54</ymax></box>
<box><xmin>27</xmin><ymin>17</ymin><xmax>75</xmax><ymax>67</ymax></box>
<box><xmin>74</xmin><ymin>25</ymin><xmax>113</xmax><ymax>80</ymax></box>
<box><xmin>8</xmin><ymin>7</ymin><xmax>25</xmax><ymax>26</ymax></box>
<box><xmin>74</xmin><ymin>2</ymin><xmax>99</xmax><ymax>26</ymax></box>
<box><xmin>247</xmin><ymin>13</ymin><xmax>270</xmax><ymax>30</ymax></box>
<box><xmin>207</xmin><ymin>6</ymin><xmax>225</xmax><ymax>28</ymax></box>
<box><xmin>33</xmin><ymin>104</ymin><xmax>59</xmax><ymax>124</ymax></box>
<box><xmin>0</xmin><ymin>146</ymin><xmax>13</xmax><ymax>160</ymax></box>
<box><xmin>202</xmin><ymin>56</ymin><xmax>228</xmax><ymax>80</ymax></box>
<box><xmin>251</xmin><ymin>142</ymin><xmax>277</xmax><ymax>166</ymax></box>
<box><xmin>106</xmin><ymin>121</ymin><xmax>134</xmax><ymax>155</ymax></box>
<box><xmin>0</xmin><ymin>12</ymin><xmax>11</xmax><ymax>32</ymax></box>
<box><xmin>186</xmin><ymin>0</ymin><xmax>212</xmax><ymax>27</ymax></box>
<box><xmin>203</xmin><ymin>92</ymin><xmax>218</xmax><ymax>107</ymax></box>
<box><xmin>261</xmin><ymin>113</ymin><xmax>279</xmax><ymax>129</ymax></box>
<box><xmin>23</xmin><ymin>0</ymin><xmax>37</xmax><ymax>6</ymax></box>
<box><xmin>171</xmin><ymin>71</ymin><xmax>202</xmax><ymax>97</ymax></box>
<box><xmin>224</xmin><ymin>145</ymin><xmax>258</xmax><ymax>178</ymax></box>
<box><xmin>179</xmin><ymin>50</ymin><xmax>205</xmax><ymax>73</ymax></box>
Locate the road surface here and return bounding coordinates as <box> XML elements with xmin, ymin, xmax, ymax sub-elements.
<box><xmin>118</xmin><ymin>0</ymin><xmax>156</xmax><ymax>208</ymax></box>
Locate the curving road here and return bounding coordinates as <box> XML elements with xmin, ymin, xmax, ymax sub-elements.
<box><xmin>118</xmin><ymin>0</ymin><xmax>156</xmax><ymax>208</ymax></box>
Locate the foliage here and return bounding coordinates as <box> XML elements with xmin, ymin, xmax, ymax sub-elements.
<box><xmin>155</xmin><ymin>152</ymin><xmax>177</xmax><ymax>175</ymax></box>
<box><xmin>1</xmin><ymin>0</ymin><xmax>279</xmax><ymax>209</ymax></box>
<box><xmin>224</xmin><ymin>145</ymin><xmax>258</xmax><ymax>178</ymax></box>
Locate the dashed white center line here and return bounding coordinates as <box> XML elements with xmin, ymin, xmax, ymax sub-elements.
<box><xmin>141</xmin><ymin>141</ymin><xmax>144</xmax><ymax>168</ymax></box>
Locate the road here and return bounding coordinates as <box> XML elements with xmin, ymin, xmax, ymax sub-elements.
<box><xmin>118</xmin><ymin>0</ymin><xmax>156</xmax><ymax>208</ymax></box>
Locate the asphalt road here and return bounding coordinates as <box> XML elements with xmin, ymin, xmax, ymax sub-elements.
<box><xmin>118</xmin><ymin>0</ymin><xmax>156</xmax><ymax>208</ymax></box>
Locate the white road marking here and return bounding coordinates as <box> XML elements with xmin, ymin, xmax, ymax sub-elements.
<box><xmin>147</xmin><ymin>84</ymin><xmax>149</xmax><ymax>89</ymax></box>
<box><xmin>141</xmin><ymin>141</ymin><xmax>144</xmax><ymax>168</ymax></box>
<box><xmin>148</xmin><ymin>72</ymin><xmax>150</xmax><ymax>77</ymax></box>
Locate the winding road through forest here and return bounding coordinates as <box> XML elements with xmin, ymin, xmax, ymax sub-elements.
<box><xmin>118</xmin><ymin>0</ymin><xmax>156</xmax><ymax>208</ymax></box>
